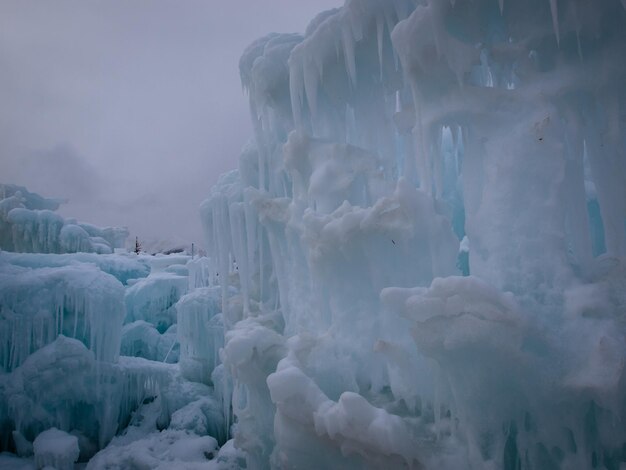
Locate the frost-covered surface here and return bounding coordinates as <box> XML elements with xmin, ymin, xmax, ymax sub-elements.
<box><xmin>0</xmin><ymin>183</ymin><xmax>128</xmax><ymax>254</ymax></box>
<box><xmin>199</xmin><ymin>0</ymin><xmax>626</xmax><ymax>469</ymax></box>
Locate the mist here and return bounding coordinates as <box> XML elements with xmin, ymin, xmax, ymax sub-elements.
<box><xmin>0</xmin><ymin>0</ymin><xmax>341</xmax><ymax>247</ymax></box>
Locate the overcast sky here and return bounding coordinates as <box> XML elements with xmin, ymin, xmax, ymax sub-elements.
<box><xmin>0</xmin><ymin>0</ymin><xmax>341</xmax><ymax>247</ymax></box>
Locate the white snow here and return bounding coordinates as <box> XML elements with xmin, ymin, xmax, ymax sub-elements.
<box><xmin>33</xmin><ymin>428</ymin><xmax>79</xmax><ymax>470</ymax></box>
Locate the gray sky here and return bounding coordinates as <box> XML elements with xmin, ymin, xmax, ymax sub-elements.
<box><xmin>0</xmin><ymin>0</ymin><xmax>341</xmax><ymax>247</ymax></box>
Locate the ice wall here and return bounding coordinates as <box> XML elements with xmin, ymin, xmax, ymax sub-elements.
<box><xmin>0</xmin><ymin>250</ymin><xmax>230</xmax><ymax>465</ymax></box>
<box><xmin>0</xmin><ymin>261</ymin><xmax>125</xmax><ymax>371</ymax></box>
<box><xmin>0</xmin><ymin>184</ymin><xmax>129</xmax><ymax>254</ymax></box>
<box><xmin>176</xmin><ymin>286</ymin><xmax>224</xmax><ymax>384</ymax></box>
<box><xmin>125</xmin><ymin>272</ymin><xmax>188</xmax><ymax>333</ymax></box>
<box><xmin>201</xmin><ymin>0</ymin><xmax>626</xmax><ymax>468</ymax></box>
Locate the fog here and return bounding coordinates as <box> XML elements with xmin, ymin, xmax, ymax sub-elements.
<box><xmin>0</xmin><ymin>0</ymin><xmax>341</xmax><ymax>247</ymax></box>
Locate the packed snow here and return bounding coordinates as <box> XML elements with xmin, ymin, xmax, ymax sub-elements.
<box><xmin>1</xmin><ymin>0</ymin><xmax>626</xmax><ymax>469</ymax></box>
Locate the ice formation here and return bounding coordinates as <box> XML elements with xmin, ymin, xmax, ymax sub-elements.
<box><xmin>0</xmin><ymin>259</ymin><xmax>126</xmax><ymax>370</ymax></box>
<box><xmin>0</xmin><ymin>190</ymin><xmax>228</xmax><ymax>466</ymax></box>
<box><xmin>1</xmin><ymin>0</ymin><xmax>626</xmax><ymax>469</ymax></box>
<box><xmin>176</xmin><ymin>286</ymin><xmax>224</xmax><ymax>384</ymax></box>
<box><xmin>0</xmin><ymin>184</ymin><xmax>129</xmax><ymax>254</ymax></box>
<box><xmin>125</xmin><ymin>272</ymin><xmax>189</xmax><ymax>333</ymax></box>
<box><xmin>199</xmin><ymin>0</ymin><xmax>626</xmax><ymax>468</ymax></box>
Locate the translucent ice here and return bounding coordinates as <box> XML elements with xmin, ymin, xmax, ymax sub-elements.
<box><xmin>120</xmin><ymin>320</ymin><xmax>178</xmax><ymax>363</ymax></box>
<box><xmin>0</xmin><ymin>260</ymin><xmax>125</xmax><ymax>370</ymax></box>
<box><xmin>125</xmin><ymin>272</ymin><xmax>188</xmax><ymax>333</ymax></box>
<box><xmin>176</xmin><ymin>287</ymin><xmax>224</xmax><ymax>384</ymax></box>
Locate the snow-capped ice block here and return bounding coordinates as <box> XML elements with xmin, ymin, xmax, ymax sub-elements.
<box><xmin>0</xmin><ymin>251</ymin><xmax>149</xmax><ymax>285</ymax></box>
<box><xmin>176</xmin><ymin>287</ymin><xmax>224</xmax><ymax>384</ymax></box>
<box><xmin>124</xmin><ymin>272</ymin><xmax>188</xmax><ymax>332</ymax></box>
<box><xmin>120</xmin><ymin>320</ymin><xmax>178</xmax><ymax>363</ymax></box>
<box><xmin>0</xmin><ymin>262</ymin><xmax>125</xmax><ymax>371</ymax></box>
<box><xmin>33</xmin><ymin>428</ymin><xmax>79</xmax><ymax>470</ymax></box>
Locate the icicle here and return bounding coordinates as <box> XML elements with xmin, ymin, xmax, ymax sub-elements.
<box><xmin>243</xmin><ymin>192</ymin><xmax>257</xmax><ymax>304</ymax></box>
<box><xmin>450</xmin><ymin>124</ymin><xmax>459</xmax><ymax>148</ymax></box>
<box><xmin>411</xmin><ymin>82</ymin><xmax>430</xmax><ymax>194</ymax></box>
<box><xmin>303</xmin><ymin>59</ymin><xmax>319</xmax><ymax>119</ymax></box>
<box><xmin>549</xmin><ymin>0</ymin><xmax>560</xmax><ymax>46</ymax></box>
<box><xmin>433</xmin><ymin>125</ymin><xmax>444</xmax><ymax>199</ymax></box>
<box><xmin>341</xmin><ymin>24</ymin><xmax>357</xmax><ymax>87</ymax></box>
<box><xmin>622</xmin><ymin>0</ymin><xmax>626</xmax><ymax>11</ymax></box>
<box><xmin>289</xmin><ymin>63</ymin><xmax>304</xmax><ymax>130</ymax></box>
<box><xmin>498</xmin><ymin>0</ymin><xmax>504</xmax><ymax>14</ymax></box>
<box><xmin>229</xmin><ymin>203</ymin><xmax>250</xmax><ymax>316</ymax></box>
<box><xmin>163</xmin><ymin>340</ymin><xmax>177</xmax><ymax>363</ymax></box>
<box><xmin>258</xmin><ymin>227</ymin><xmax>265</xmax><ymax>307</ymax></box>
<box><xmin>377</xmin><ymin>15</ymin><xmax>384</xmax><ymax>81</ymax></box>
<box><xmin>572</xmin><ymin>1</ymin><xmax>583</xmax><ymax>61</ymax></box>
